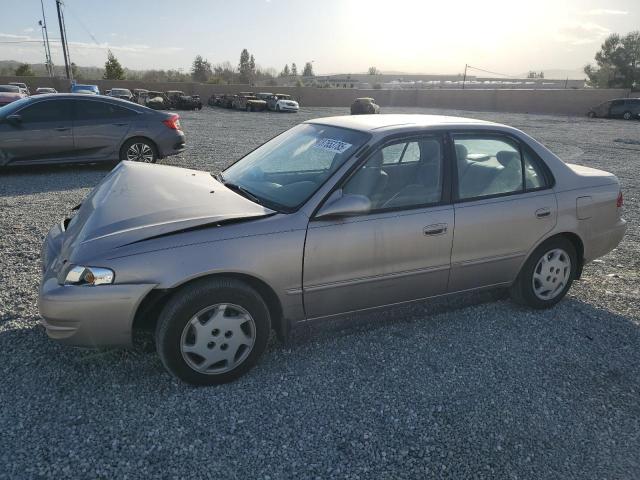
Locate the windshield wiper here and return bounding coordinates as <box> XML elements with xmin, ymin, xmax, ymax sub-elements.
<box><xmin>221</xmin><ymin>181</ymin><xmax>263</xmax><ymax>205</ymax></box>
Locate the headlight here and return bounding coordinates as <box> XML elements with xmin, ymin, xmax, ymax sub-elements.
<box><xmin>64</xmin><ymin>266</ymin><xmax>114</xmax><ymax>286</ymax></box>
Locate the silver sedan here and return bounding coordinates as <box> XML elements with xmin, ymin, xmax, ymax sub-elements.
<box><xmin>38</xmin><ymin>115</ymin><xmax>627</xmax><ymax>385</ymax></box>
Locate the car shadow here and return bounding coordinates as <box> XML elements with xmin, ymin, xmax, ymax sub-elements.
<box><xmin>0</xmin><ymin>162</ymin><xmax>115</xmax><ymax>197</ymax></box>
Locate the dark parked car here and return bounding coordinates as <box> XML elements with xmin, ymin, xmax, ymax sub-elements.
<box><xmin>108</xmin><ymin>88</ymin><xmax>134</xmax><ymax>102</ymax></box>
<box><xmin>350</xmin><ymin>97</ymin><xmax>380</xmax><ymax>115</ymax></box>
<box><xmin>166</xmin><ymin>91</ymin><xmax>202</xmax><ymax>110</ymax></box>
<box><xmin>145</xmin><ymin>91</ymin><xmax>170</xmax><ymax>110</ymax></box>
<box><xmin>220</xmin><ymin>94</ymin><xmax>236</xmax><ymax>109</ymax></box>
<box><xmin>0</xmin><ymin>94</ymin><xmax>185</xmax><ymax>166</ymax></box>
<box><xmin>232</xmin><ymin>93</ymin><xmax>267</xmax><ymax>111</ymax></box>
<box><xmin>588</xmin><ymin>98</ymin><xmax>640</xmax><ymax>120</ymax></box>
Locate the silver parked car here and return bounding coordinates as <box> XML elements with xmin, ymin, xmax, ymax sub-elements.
<box><xmin>0</xmin><ymin>94</ymin><xmax>185</xmax><ymax>166</ymax></box>
<box><xmin>38</xmin><ymin>115</ymin><xmax>627</xmax><ymax>385</ymax></box>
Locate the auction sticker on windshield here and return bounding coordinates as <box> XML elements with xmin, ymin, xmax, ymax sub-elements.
<box><xmin>314</xmin><ymin>138</ymin><xmax>353</xmax><ymax>154</ymax></box>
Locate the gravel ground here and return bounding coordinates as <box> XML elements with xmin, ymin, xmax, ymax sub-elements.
<box><xmin>0</xmin><ymin>106</ymin><xmax>638</xmax><ymax>479</ymax></box>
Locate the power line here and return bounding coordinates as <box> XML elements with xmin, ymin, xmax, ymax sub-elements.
<box><xmin>466</xmin><ymin>65</ymin><xmax>521</xmax><ymax>79</ymax></box>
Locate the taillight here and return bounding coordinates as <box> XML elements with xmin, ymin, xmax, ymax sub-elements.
<box><xmin>616</xmin><ymin>190</ymin><xmax>624</xmax><ymax>208</ymax></box>
<box><xmin>162</xmin><ymin>114</ymin><xmax>181</xmax><ymax>130</ymax></box>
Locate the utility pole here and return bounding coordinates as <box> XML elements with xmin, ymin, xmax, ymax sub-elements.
<box><xmin>56</xmin><ymin>0</ymin><xmax>72</xmax><ymax>81</ymax></box>
<box><xmin>39</xmin><ymin>0</ymin><xmax>53</xmax><ymax>76</ymax></box>
<box><xmin>462</xmin><ymin>63</ymin><xmax>467</xmax><ymax>90</ymax></box>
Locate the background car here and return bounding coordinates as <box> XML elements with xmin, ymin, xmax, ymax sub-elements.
<box><xmin>0</xmin><ymin>94</ymin><xmax>185</xmax><ymax>166</ymax></box>
<box><xmin>70</xmin><ymin>84</ymin><xmax>100</xmax><ymax>95</ymax></box>
<box><xmin>165</xmin><ymin>90</ymin><xmax>202</xmax><ymax>110</ymax></box>
<box><xmin>267</xmin><ymin>94</ymin><xmax>299</xmax><ymax>112</ymax></box>
<box><xmin>34</xmin><ymin>87</ymin><xmax>58</xmax><ymax>95</ymax></box>
<box><xmin>37</xmin><ymin>114</ymin><xmax>626</xmax><ymax>385</ymax></box>
<box><xmin>588</xmin><ymin>98</ymin><xmax>640</xmax><ymax>120</ymax></box>
<box><xmin>9</xmin><ymin>82</ymin><xmax>30</xmax><ymax>96</ymax></box>
<box><xmin>350</xmin><ymin>97</ymin><xmax>380</xmax><ymax>115</ymax></box>
<box><xmin>144</xmin><ymin>91</ymin><xmax>170</xmax><ymax>110</ymax></box>
<box><xmin>232</xmin><ymin>92</ymin><xmax>267</xmax><ymax>111</ymax></box>
<box><xmin>108</xmin><ymin>88</ymin><xmax>134</xmax><ymax>102</ymax></box>
<box><xmin>0</xmin><ymin>85</ymin><xmax>27</xmax><ymax>107</ymax></box>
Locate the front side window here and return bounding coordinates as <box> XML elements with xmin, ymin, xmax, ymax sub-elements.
<box><xmin>454</xmin><ymin>135</ymin><xmax>523</xmax><ymax>200</ymax></box>
<box><xmin>223</xmin><ymin>123</ymin><xmax>369</xmax><ymax>211</ymax></box>
<box><xmin>343</xmin><ymin>137</ymin><xmax>443</xmax><ymax>210</ymax></box>
<box><xmin>74</xmin><ymin>100</ymin><xmax>137</xmax><ymax>121</ymax></box>
<box><xmin>17</xmin><ymin>100</ymin><xmax>73</xmax><ymax>123</ymax></box>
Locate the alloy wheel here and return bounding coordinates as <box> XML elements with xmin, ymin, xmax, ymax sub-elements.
<box><xmin>180</xmin><ymin>303</ymin><xmax>256</xmax><ymax>374</ymax></box>
<box><xmin>126</xmin><ymin>143</ymin><xmax>154</xmax><ymax>162</ymax></box>
<box><xmin>532</xmin><ymin>248</ymin><xmax>571</xmax><ymax>300</ymax></box>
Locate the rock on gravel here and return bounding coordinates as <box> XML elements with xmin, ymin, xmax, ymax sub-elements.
<box><xmin>0</xmin><ymin>107</ymin><xmax>639</xmax><ymax>479</ymax></box>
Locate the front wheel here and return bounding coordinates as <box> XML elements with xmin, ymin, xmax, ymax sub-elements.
<box><xmin>120</xmin><ymin>138</ymin><xmax>157</xmax><ymax>163</ymax></box>
<box><xmin>509</xmin><ymin>237</ymin><xmax>576</xmax><ymax>309</ymax></box>
<box><xmin>623</xmin><ymin>111</ymin><xmax>633</xmax><ymax>120</ymax></box>
<box><xmin>155</xmin><ymin>278</ymin><xmax>271</xmax><ymax>385</ymax></box>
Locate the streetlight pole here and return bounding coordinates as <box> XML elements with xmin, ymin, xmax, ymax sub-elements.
<box><xmin>40</xmin><ymin>0</ymin><xmax>53</xmax><ymax>76</ymax></box>
<box><xmin>462</xmin><ymin>64</ymin><xmax>467</xmax><ymax>90</ymax></box>
<box><xmin>56</xmin><ymin>0</ymin><xmax>72</xmax><ymax>81</ymax></box>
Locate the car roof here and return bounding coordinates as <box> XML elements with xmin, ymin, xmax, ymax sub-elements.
<box><xmin>306</xmin><ymin>114</ymin><xmax>501</xmax><ymax>132</ymax></box>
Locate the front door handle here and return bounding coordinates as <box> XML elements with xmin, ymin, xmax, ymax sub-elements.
<box><xmin>535</xmin><ymin>207</ymin><xmax>551</xmax><ymax>218</ymax></box>
<box><xmin>54</xmin><ymin>127</ymin><xmax>70</xmax><ymax>131</ymax></box>
<box><xmin>112</xmin><ymin>123</ymin><xmax>128</xmax><ymax>126</ymax></box>
<box><xmin>423</xmin><ymin>223</ymin><xmax>448</xmax><ymax>236</ymax></box>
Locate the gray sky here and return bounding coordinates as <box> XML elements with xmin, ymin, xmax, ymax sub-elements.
<box><xmin>0</xmin><ymin>0</ymin><xmax>638</xmax><ymax>76</ymax></box>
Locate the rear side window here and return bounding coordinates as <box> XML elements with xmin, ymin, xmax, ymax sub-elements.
<box><xmin>18</xmin><ymin>100</ymin><xmax>73</xmax><ymax>122</ymax></box>
<box><xmin>454</xmin><ymin>134</ymin><xmax>549</xmax><ymax>200</ymax></box>
<box><xmin>74</xmin><ymin>100</ymin><xmax>137</xmax><ymax>121</ymax></box>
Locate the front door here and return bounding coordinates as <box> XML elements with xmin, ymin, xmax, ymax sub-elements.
<box><xmin>449</xmin><ymin>133</ymin><xmax>557</xmax><ymax>292</ymax></box>
<box><xmin>303</xmin><ymin>135</ymin><xmax>454</xmax><ymax>318</ymax></box>
<box><xmin>0</xmin><ymin>99</ymin><xmax>74</xmax><ymax>164</ymax></box>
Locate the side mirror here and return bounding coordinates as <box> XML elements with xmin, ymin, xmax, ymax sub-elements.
<box><xmin>315</xmin><ymin>192</ymin><xmax>371</xmax><ymax>219</ymax></box>
<box><xmin>6</xmin><ymin>114</ymin><xmax>22</xmax><ymax>125</ymax></box>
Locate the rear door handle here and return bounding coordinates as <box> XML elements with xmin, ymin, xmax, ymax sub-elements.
<box><xmin>112</xmin><ymin>123</ymin><xmax>128</xmax><ymax>126</ymax></box>
<box><xmin>535</xmin><ymin>207</ymin><xmax>551</xmax><ymax>218</ymax></box>
<box><xmin>423</xmin><ymin>223</ymin><xmax>448</xmax><ymax>236</ymax></box>
<box><xmin>54</xmin><ymin>127</ymin><xmax>70</xmax><ymax>131</ymax></box>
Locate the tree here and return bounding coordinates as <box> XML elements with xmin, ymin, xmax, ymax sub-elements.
<box><xmin>14</xmin><ymin>63</ymin><xmax>35</xmax><ymax>76</ymax></box>
<box><xmin>191</xmin><ymin>55</ymin><xmax>212</xmax><ymax>82</ymax></box>
<box><xmin>70</xmin><ymin>62</ymin><xmax>83</xmax><ymax>80</ymax></box>
<box><xmin>368</xmin><ymin>66</ymin><xmax>380</xmax><ymax>76</ymax></box>
<box><xmin>238</xmin><ymin>48</ymin><xmax>256</xmax><ymax>83</ymax></box>
<box><xmin>584</xmin><ymin>31</ymin><xmax>640</xmax><ymax>88</ymax></box>
<box><xmin>103</xmin><ymin>50</ymin><xmax>125</xmax><ymax>80</ymax></box>
<box><xmin>291</xmin><ymin>62</ymin><xmax>298</xmax><ymax>76</ymax></box>
<box><xmin>302</xmin><ymin>62</ymin><xmax>314</xmax><ymax>76</ymax></box>
<box><xmin>280</xmin><ymin>64</ymin><xmax>290</xmax><ymax>77</ymax></box>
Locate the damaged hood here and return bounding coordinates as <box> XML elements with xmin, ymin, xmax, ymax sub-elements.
<box><xmin>62</xmin><ymin>161</ymin><xmax>274</xmax><ymax>258</ymax></box>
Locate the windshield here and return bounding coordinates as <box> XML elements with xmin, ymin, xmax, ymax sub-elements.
<box><xmin>0</xmin><ymin>85</ymin><xmax>20</xmax><ymax>93</ymax></box>
<box><xmin>222</xmin><ymin>123</ymin><xmax>369</xmax><ymax>211</ymax></box>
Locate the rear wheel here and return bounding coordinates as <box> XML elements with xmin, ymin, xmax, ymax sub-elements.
<box><xmin>155</xmin><ymin>278</ymin><xmax>271</xmax><ymax>385</ymax></box>
<box><xmin>587</xmin><ymin>111</ymin><xmax>596</xmax><ymax>118</ymax></box>
<box><xmin>509</xmin><ymin>237</ymin><xmax>576</xmax><ymax>309</ymax></box>
<box><xmin>623</xmin><ymin>111</ymin><xmax>633</xmax><ymax>120</ymax></box>
<box><xmin>120</xmin><ymin>138</ymin><xmax>157</xmax><ymax>163</ymax></box>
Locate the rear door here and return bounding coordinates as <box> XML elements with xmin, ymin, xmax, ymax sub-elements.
<box><xmin>449</xmin><ymin>132</ymin><xmax>557</xmax><ymax>292</ymax></box>
<box><xmin>72</xmin><ymin>98</ymin><xmax>138</xmax><ymax>160</ymax></box>
<box><xmin>0</xmin><ymin>99</ymin><xmax>74</xmax><ymax>164</ymax></box>
<box><xmin>608</xmin><ymin>99</ymin><xmax>625</xmax><ymax>118</ymax></box>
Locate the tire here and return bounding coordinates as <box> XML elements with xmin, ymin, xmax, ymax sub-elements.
<box><xmin>155</xmin><ymin>278</ymin><xmax>271</xmax><ymax>386</ymax></box>
<box><xmin>246</xmin><ymin>105</ymin><xmax>251</xmax><ymax>112</ymax></box>
<box><xmin>120</xmin><ymin>138</ymin><xmax>158</xmax><ymax>163</ymax></box>
<box><xmin>623</xmin><ymin>111</ymin><xmax>633</xmax><ymax>120</ymax></box>
<box><xmin>509</xmin><ymin>236</ymin><xmax>577</xmax><ymax>309</ymax></box>
<box><xmin>276</xmin><ymin>104</ymin><xmax>281</xmax><ymax>112</ymax></box>
<box><xmin>587</xmin><ymin>111</ymin><xmax>596</xmax><ymax>118</ymax></box>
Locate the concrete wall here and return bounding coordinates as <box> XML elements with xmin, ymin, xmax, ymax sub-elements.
<box><xmin>1</xmin><ymin>76</ymin><xmax>632</xmax><ymax>116</ymax></box>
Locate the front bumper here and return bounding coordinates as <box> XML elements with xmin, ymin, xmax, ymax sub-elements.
<box><xmin>38</xmin><ymin>278</ymin><xmax>155</xmax><ymax>348</ymax></box>
<box><xmin>38</xmin><ymin>222</ymin><xmax>155</xmax><ymax>348</ymax></box>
